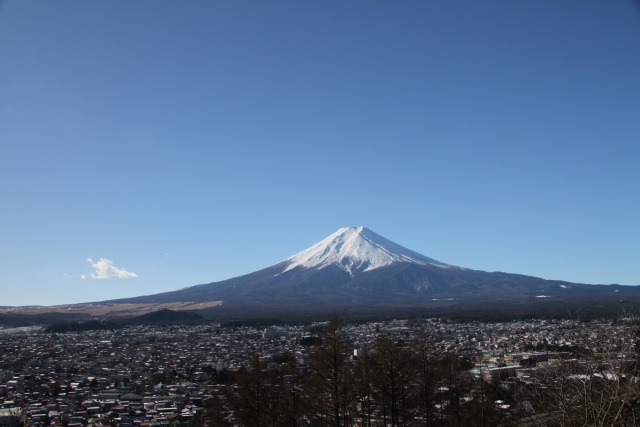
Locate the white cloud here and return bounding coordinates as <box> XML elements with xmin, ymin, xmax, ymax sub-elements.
<box><xmin>87</xmin><ymin>258</ymin><xmax>138</xmax><ymax>279</ymax></box>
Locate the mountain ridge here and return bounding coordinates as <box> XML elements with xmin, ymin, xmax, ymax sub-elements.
<box><xmin>4</xmin><ymin>226</ymin><xmax>638</xmax><ymax>321</ymax></box>
<box><xmin>106</xmin><ymin>226</ymin><xmax>634</xmax><ymax>313</ymax></box>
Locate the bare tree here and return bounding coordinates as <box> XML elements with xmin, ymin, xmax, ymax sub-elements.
<box><xmin>369</xmin><ymin>335</ymin><xmax>417</xmax><ymax>427</ymax></box>
<box><xmin>353</xmin><ymin>346</ymin><xmax>375</xmax><ymax>427</ymax></box>
<box><xmin>225</xmin><ymin>354</ymin><xmax>287</xmax><ymax>427</ymax></box>
<box><xmin>280</xmin><ymin>351</ymin><xmax>307</xmax><ymax>427</ymax></box>
<box><xmin>512</xmin><ymin>319</ymin><xmax>640</xmax><ymax>426</ymax></box>
<box><xmin>411</xmin><ymin>326</ymin><xmax>436</xmax><ymax>426</ymax></box>
<box><xmin>196</xmin><ymin>392</ymin><xmax>232</xmax><ymax>427</ymax></box>
<box><xmin>304</xmin><ymin>315</ymin><xmax>355</xmax><ymax>426</ymax></box>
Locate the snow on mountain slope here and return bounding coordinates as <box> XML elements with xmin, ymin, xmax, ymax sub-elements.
<box><xmin>281</xmin><ymin>226</ymin><xmax>449</xmax><ymax>276</ymax></box>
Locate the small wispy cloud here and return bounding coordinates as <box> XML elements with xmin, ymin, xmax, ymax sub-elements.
<box><xmin>87</xmin><ymin>258</ymin><xmax>137</xmax><ymax>279</ymax></box>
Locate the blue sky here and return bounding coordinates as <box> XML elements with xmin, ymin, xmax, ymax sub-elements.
<box><xmin>1</xmin><ymin>1</ymin><xmax>639</xmax><ymax>306</ymax></box>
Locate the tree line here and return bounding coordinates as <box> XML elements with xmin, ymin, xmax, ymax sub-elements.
<box><xmin>196</xmin><ymin>317</ymin><xmax>508</xmax><ymax>427</ymax></box>
<box><xmin>194</xmin><ymin>317</ymin><xmax>640</xmax><ymax>427</ymax></box>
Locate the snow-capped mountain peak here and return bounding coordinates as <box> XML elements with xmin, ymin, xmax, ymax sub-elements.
<box><xmin>282</xmin><ymin>226</ymin><xmax>448</xmax><ymax>275</ymax></box>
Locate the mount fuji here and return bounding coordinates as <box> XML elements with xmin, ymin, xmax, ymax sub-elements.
<box><xmin>111</xmin><ymin>226</ymin><xmax>634</xmax><ymax>316</ymax></box>
<box><xmin>280</xmin><ymin>226</ymin><xmax>449</xmax><ymax>275</ymax></box>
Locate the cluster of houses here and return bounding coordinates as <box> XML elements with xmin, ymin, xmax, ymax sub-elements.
<box><xmin>0</xmin><ymin>317</ymin><xmax>629</xmax><ymax>426</ymax></box>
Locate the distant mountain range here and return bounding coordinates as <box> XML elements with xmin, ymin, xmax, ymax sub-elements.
<box><xmin>106</xmin><ymin>226</ymin><xmax>638</xmax><ymax>318</ymax></box>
